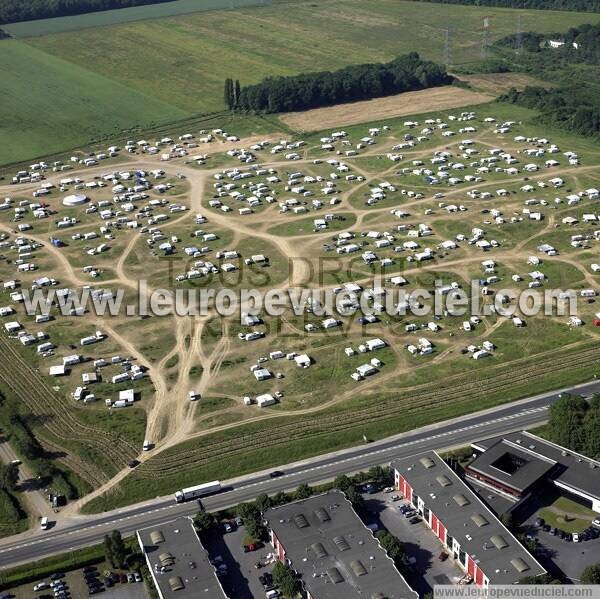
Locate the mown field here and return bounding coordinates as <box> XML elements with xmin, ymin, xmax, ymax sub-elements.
<box><xmin>28</xmin><ymin>0</ymin><xmax>600</xmax><ymax>113</ymax></box>
<box><xmin>0</xmin><ymin>41</ymin><xmax>188</xmax><ymax>166</ymax></box>
<box><xmin>0</xmin><ymin>0</ymin><xmax>596</xmax><ymax>167</ymax></box>
<box><xmin>1</xmin><ymin>0</ymin><xmax>274</xmax><ymax>38</ymax></box>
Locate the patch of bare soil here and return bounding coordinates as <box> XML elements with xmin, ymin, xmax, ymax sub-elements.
<box><xmin>456</xmin><ymin>72</ymin><xmax>550</xmax><ymax>95</ymax></box>
<box><xmin>279</xmin><ymin>85</ymin><xmax>494</xmax><ymax>132</ymax></box>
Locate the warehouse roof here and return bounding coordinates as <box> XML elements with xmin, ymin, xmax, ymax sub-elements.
<box><xmin>392</xmin><ymin>452</ymin><xmax>546</xmax><ymax>585</ymax></box>
<box><xmin>137</xmin><ymin>517</ymin><xmax>227</xmax><ymax>599</ymax></box>
<box><xmin>472</xmin><ymin>431</ymin><xmax>600</xmax><ymax>500</ymax></box>
<box><xmin>265</xmin><ymin>490</ymin><xmax>417</xmax><ymax>599</ymax></box>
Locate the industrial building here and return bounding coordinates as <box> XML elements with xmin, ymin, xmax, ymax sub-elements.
<box><xmin>265</xmin><ymin>490</ymin><xmax>417</xmax><ymax>599</ymax></box>
<box><xmin>137</xmin><ymin>517</ymin><xmax>228</xmax><ymax>599</ymax></box>
<box><xmin>392</xmin><ymin>452</ymin><xmax>546</xmax><ymax>586</ymax></box>
<box><xmin>468</xmin><ymin>431</ymin><xmax>600</xmax><ymax>513</ymax></box>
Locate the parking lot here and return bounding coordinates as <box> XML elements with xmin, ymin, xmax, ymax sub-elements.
<box><xmin>203</xmin><ymin>522</ymin><xmax>276</xmax><ymax>599</ymax></box>
<box><xmin>7</xmin><ymin>565</ymin><xmax>147</xmax><ymax>599</ymax></box>
<box><xmin>362</xmin><ymin>490</ymin><xmax>464</xmax><ymax>596</ymax></box>
<box><xmin>520</xmin><ymin>510</ymin><xmax>600</xmax><ymax>581</ymax></box>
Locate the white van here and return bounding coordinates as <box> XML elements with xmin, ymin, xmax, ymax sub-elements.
<box><xmin>40</xmin><ymin>517</ymin><xmax>49</xmax><ymax>530</ymax></box>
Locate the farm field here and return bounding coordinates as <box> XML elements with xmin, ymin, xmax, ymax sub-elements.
<box><xmin>1</xmin><ymin>0</ymin><xmax>274</xmax><ymax>38</ymax></box>
<box><xmin>280</xmin><ymin>86</ymin><xmax>496</xmax><ymax>132</ymax></box>
<box><xmin>0</xmin><ymin>41</ymin><xmax>188</xmax><ymax>167</ymax></box>
<box><xmin>28</xmin><ymin>0</ymin><xmax>600</xmax><ymax>114</ymax></box>
<box><xmin>0</xmin><ymin>0</ymin><xmax>596</xmax><ymax>167</ymax></box>
<box><xmin>1</xmin><ymin>93</ymin><xmax>599</xmax><ymax>517</ymax></box>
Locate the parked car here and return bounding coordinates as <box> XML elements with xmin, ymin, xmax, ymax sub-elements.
<box><xmin>572</xmin><ymin>533</ymin><xmax>580</xmax><ymax>542</ymax></box>
<box><xmin>391</xmin><ymin>494</ymin><xmax>401</xmax><ymax>501</ymax></box>
<box><xmin>438</xmin><ymin>552</ymin><xmax>449</xmax><ymax>561</ymax></box>
<box><xmin>549</xmin><ymin>527</ymin><xmax>557</xmax><ymax>536</ymax></box>
<box><xmin>592</xmin><ymin>518</ymin><xmax>600</xmax><ymax>528</ymax></box>
<box><xmin>127</xmin><ymin>573</ymin><xmax>135</xmax><ymax>583</ymax></box>
<box><xmin>134</xmin><ymin>572</ymin><xmax>142</xmax><ymax>582</ymax></box>
<box><xmin>535</xmin><ymin>517</ymin><xmax>545</xmax><ymax>527</ymax></box>
<box><xmin>409</xmin><ymin>515</ymin><xmax>421</xmax><ymax>524</ymax></box>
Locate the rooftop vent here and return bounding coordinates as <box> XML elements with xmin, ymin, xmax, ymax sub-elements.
<box><xmin>294</xmin><ymin>514</ymin><xmax>309</xmax><ymax>529</ymax></box>
<box><xmin>420</xmin><ymin>457</ymin><xmax>436</xmax><ymax>469</ymax></box>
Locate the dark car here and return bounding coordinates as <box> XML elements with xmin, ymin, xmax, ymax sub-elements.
<box><xmin>128</xmin><ymin>459</ymin><xmax>140</xmax><ymax>469</ymax></box>
<box><xmin>50</xmin><ymin>573</ymin><xmax>64</xmax><ymax>581</ymax></box>
<box><xmin>409</xmin><ymin>515</ymin><xmax>421</xmax><ymax>524</ymax></box>
<box><xmin>104</xmin><ymin>577</ymin><xmax>114</xmax><ymax>588</ymax></box>
<box><xmin>269</xmin><ymin>470</ymin><xmax>284</xmax><ymax>478</ymax></box>
<box><xmin>438</xmin><ymin>552</ymin><xmax>449</xmax><ymax>561</ymax></box>
<box><xmin>83</xmin><ymin>566</ymin><xmax>97</xmax><ymax>574</ymax></box>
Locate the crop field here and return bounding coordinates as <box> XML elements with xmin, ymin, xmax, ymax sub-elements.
<box><xmin>280</xmin><ymin>86</ymin><xmax>496</xmax><ymax>132</ymax></box>
<box><xmin>1</xmin><ymin>92</ymin><xmax>599</xmax><ymax>517</ymax></box>
<box><xmin>0</xmin><ymin>41</ymin><xmax>188</xmax><ymax>167</ymax></box>
<box><xmin>2</xmin><ymin>0</ymin><xmax>275</xmax><ymax>38</ymax></box>
<box><xmin>28</xmin><ymin>0</ymin><xmax>600</xmax><ymax>113</ymax></box>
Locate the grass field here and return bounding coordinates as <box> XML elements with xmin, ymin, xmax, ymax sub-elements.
<box><xmin>2</xmin><ymin>0</ymin><xmax>274</xmax><ymax>38</ymax></box>
<box><xmin>0</xmin><ymin>41</ymin><xmax>188</xmax><ymax>166</ymax></box>
<box><xmin>28</xmin><ymin>0</ymin><xmax>600</xmax><ymax>113</ymax></box>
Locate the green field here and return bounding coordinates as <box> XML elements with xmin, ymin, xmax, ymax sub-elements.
<box><xmin>2</xmin><ymin>0</ymin><xmax>274</xmax><ymax>38</ymax></box>
<box><xmin>0</xmin><ymin>0</ymin><xmax>597</xmax><ymax>167</ymax></box>
<box><xmin>28</xmin><ymin>0</ymin><xmax>600</xmax><ymax>113</ymax></box>
<box><xmin>0</xmin><ymin>41</ymin><xmax>188</xmax><ymax>166</ymax></box>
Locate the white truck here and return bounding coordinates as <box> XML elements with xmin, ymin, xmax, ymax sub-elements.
<box><xmin>174</xmin><ymin>481</ymin><xmax>221</xmax><ymax>503</ymax></box>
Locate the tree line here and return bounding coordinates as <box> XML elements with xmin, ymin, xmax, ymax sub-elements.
<box><xmin>0</xmin><ymin>0</ymin><xmax>173</xmax><ymax>25</ymax></box>
<box><xmin>227</xmin><ymin>53</ymin><xmax>453</xmax><ymax>114</ymax></box>
<box><xmin>544</xmin><ymin>393</ymin><xmax>600</xmax><ymax>458</ymax></box>
<box><xmin>404</xmin><ymin>0</ymin><xmax>599</xmax><ymax>13</ymax></box>
<box><xmin>500</xmin><ymin>86</ymin><xmax>600</xmax><ymax>136</ymax></box>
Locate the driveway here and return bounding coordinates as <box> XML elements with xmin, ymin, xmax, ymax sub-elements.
<box><xmin>363</xmin><ymin>491</ymin><xmax>464</xmax><ymax>596</ymax></box>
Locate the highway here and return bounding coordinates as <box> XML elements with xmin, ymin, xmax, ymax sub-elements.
<box><xmin>0</xmin><ymin>379</ymin><xmax>598</xmax><ymax>570</ymax></box>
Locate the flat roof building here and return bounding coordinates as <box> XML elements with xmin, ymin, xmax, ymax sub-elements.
<box><xmin>265</xmin><ymin>490</ymin><xmax>417</xmax><ymax>599</ymax></box>
<box><xmin>392</xmin><ymin>452</ymin><xmax>546</xmax><ymax>586</ymax></box>
<box><xmin>137</xmin><ymin>517</ymin><xmax>228</xmax><ymax>599</ymax></box>
<box><xmin>468</xmin><ymin>431</ymin><xmax>600</xmax><ymax>513</ymax></box>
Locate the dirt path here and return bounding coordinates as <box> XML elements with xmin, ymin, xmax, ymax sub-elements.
<box><xmin>2</xmin><ymin>121</ymin><xmax>598</xmax><ymax>515</ymax></box>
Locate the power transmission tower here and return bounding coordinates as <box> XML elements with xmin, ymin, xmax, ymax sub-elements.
<box><xmin>481</xmin><ymin>16</ymin><xmax>491</xmax><ymax>60</ymax></box>
<box><xmin>515</xmin><ymin>14</ymin><xmax>523</xmax><ymax>55</ymax></box>
<box><xmin>444</xmin><ymin>28</ymin><xmax>452</xmax><ymax>67</ymax></box>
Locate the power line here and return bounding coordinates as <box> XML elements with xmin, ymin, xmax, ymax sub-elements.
<box><xmin>444</xmin><ymin>28</ymin><xmax>452</xmax><ymax>67</ymax></box>
<box><xmin>516</xmin><ymin>13</ymin><xmax>523</xmax><ymax>55</ymax></box>
<box><xmin>481</xmin><ymin>15</ymin><xmax>491</xmax><ymax>60</ymax></box>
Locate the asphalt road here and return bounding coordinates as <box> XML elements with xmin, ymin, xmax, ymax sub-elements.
<box><xmin>0</xmin><ymin>379</ymin><xmax>598</xmax><ymax>571</ymax></box>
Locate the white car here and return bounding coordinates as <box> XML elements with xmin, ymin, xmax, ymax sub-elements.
<box><xmin>188</xmin><ymin>391</ymin><xmax>200</xmax><ymax>401</ymax></box>
<box><xmin>34</xmin><ymin>582</ymin><xmax>49</xmax><ymax>592</ymax></box>
<box><xmin>592</xmin><ymin>518</ymin><xmax>600</xmax><ymax>528</ymax></box>
<box><xmin>572</xmin><ymin>533</ymin><xmax>580</xmax><ymax>543</ymax></box>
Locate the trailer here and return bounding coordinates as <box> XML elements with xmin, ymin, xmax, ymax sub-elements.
<box><xmin>174</xmin><ymin>481</ymin><xmax>221</xmax><ymax>503</ymax></box>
